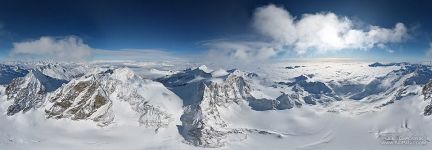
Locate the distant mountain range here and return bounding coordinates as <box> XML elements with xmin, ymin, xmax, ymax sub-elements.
<box><xmin>0</xmin><ymin>61</ymin><xmax>432</xmax><ymax>149</ymax></box>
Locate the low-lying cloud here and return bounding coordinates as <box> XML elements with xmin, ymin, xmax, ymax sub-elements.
<box><xmin>10</xmin><ymin>36</ymin><xmax>92</xmax><ymax>61</ymax></box>
<box><xmin>205</xmin><ymin>41</ymin><xmax>278</xmax><ymax>63</ymax></box>
<box><xmin>9</xmin><ymin>36</ymin><xmax>187</xmax><ymax>62</ymax></box>
<box><xmin>206</xmin><ymin>4</ymin><xmax>410</xmax><ymax>61</ymax></box>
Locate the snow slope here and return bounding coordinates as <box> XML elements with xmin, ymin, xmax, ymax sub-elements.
<box><xmin>0</xmin><ymin>60</ymin><xmax>431</xmax><ymax>150</ymax></box>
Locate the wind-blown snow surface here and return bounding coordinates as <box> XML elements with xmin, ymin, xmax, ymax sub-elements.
<box><xmin>0</xmin><ymin>60</ymin><xmax>432</xmax><ymax>150</ymax></box>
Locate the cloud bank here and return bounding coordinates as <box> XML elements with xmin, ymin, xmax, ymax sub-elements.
<box><xmin>9</xmin><ymin>36</ymin><xmax>187</xmax><ymax>62</ymax></box>
<box><xmin>206</xmin><ymin>4</ymin><xmax>409</xmax><ymax>61</ymax></box>
<box><xmin>205</xmin><ymin>41</ymin><xmax>278</xmax><ymax>63</ymax></box>
<box><xmin>10</xmin><ymin>36</ymin><xmax>92</xmax><ymax>61</ymax></box>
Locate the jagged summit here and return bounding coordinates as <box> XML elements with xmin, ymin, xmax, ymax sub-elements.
<box><xmin>46</xmin><ymin>67</ymin><xmax>183</xmax><ymax>127</ymax></box>
<box><xmin>159</xmin><ymin>66</ymin><xmax>256</xmax><ymax>86</ymax></box>
<box><xmin>422</xmin><ymin>81</ymin><xmax>432</xmax><ymax>115</ymax></box>
<box><xmin>159</xmin><ymin>66</ymin><xmax>308</xmax><ymax>147</ymax></box>
<box><xmin>45</xmin><ymin>69</ymin><xmax>113</xmax><ymax>125</ymax></box>
<box><xmin>158</xmin><ymin>66</ymin><xmax>255</xmax><ymax>147</ymax></box>
<box><xmin>5</xmin><ymin>69</ymin><xmax>67</xmax><ymax>115</ymax></box>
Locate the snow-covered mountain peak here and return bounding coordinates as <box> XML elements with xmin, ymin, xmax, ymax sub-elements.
<box><xmin>1</xmin><ymin>61</ymin><xmax>432</xmax><ymax>149</ymax></box>
<box><xmin>45</xmin><ymin>67</ymin><xmax>183</xmax><ymax>127</ymax></box>
<box><xmin>5</xmin><ymin>69</ymin><xmax>66</xmax><ymax>115</ymax></box>
<box><xmin>6</xmin><ymin>61</ymin><xmax>89</xmax><ymax>81</ymax></box>
<box><xmin>110</xmin><ymin>67</ymin><xmax>138</xmax><ymax>82</ymax></box>
<box><xmin>159</xmin><ymin>67</ymin><xmax>261</xmax><ymax>147</ymax></box>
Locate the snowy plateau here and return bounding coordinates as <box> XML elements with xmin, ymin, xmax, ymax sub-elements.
<box><xmin>0</xmin><ymin>60</ymin><xmax>432</xmax><ymax>150</ymax></box>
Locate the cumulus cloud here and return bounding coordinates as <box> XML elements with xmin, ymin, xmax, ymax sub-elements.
<box><xmin>10</xmin><ymin>36</ymin><xmax>92</xmax><ymax>61</ymax></box>
<box><xmin>205</xmin><ymin>4</ymin><xmax>410</xmax><ymax>62</ymax></box>
<box><xmin>253</xmin><ymin>4</ymin><xmax>408</xmax><ymax>54</ymax></box>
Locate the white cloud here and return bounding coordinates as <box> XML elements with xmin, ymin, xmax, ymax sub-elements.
<box><xmin>252</xmin><ymin>4</ymin><xmax>409</xmax><ymax>54</ymax></box>
<box><xmin>253</xmin><ymin>5</ymin><xmax>297</xmax><ymax>45</ymax></box>
<box><xmin>205</xmin><ymin>4</ymin><xmax>409</xmax><ymax>62</ymax></box>
<box><xmin>205</xmin><ymin>41</ymin><xmax>278</xmax><ymax>63</ymax></box>
<box><xmin>9</xmin><ymin>36</ymin><xmax>188</xmax><ymax>62</ymax></box>
<box><xmin>10</xmin><ymin>36</ymin><xmax>92</xmax><ymax>61</ymax></box>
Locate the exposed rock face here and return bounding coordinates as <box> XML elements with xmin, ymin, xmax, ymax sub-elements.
<box><xmin>248</xmin><ymin>93</ymin><xmax>303</xmax><ymax>111</ymax></box>
<box><xmin>5</xmin><ymin>70</ymin><xmax>66</xmax><ymax>115</ymax></box>
<box><xmin>45</xmin><ymin>74</ymin><xmax>113</xmax><ymax>125</ymax></box>
<box><xmin>137</xmin><ymin>105</ymin><xmax>172</xmax><ymax>128</ymax></box>
<box><xmin>276</xmin><ymin>93</ymin><xmax>302</xmax><ymax>109</ymax></box>
<box><xmin>160</xmin><ymin>67</ymin><xmax>252</xmax><ymax>147</ymax></box>
<box><xmin>6</xmin><ymin>71</ymin><xmax>45</xmax><ymax>115</ymax></box>
<box><xmin>248</xmin><ymin>98</ymin><xmax>278</xmax><ymax>111</ymax></box>
<box><xmin>294</xmin><ymin>75</ymin><xmax>332</xmax><ymax>94</ymax></box>
<box><xmin>180</xmin><ymin>88</ymin><xmax>228</xmax><ymax>147</ymax></box>
<box><xmin>181</xmin><ymin>76</ymin><xmax>251</xmax><ymax>147</ymax></box>
<box><xmin>46</xmin><ymin>68</ymin><xmax>181</xmax><ymax>127</ymax></box>
<box><xmin>422</xmin><ymin>81</ymin><xmax>432</xmax><ymax>116</ymax></box>
<box><xmin>277</xmin><ymin>75</ymin><xmax>341</xmax><ymax>105</ymax></box>
<box><xmin>160</xmin><ymin>66</ymin><xmax>326</xmax><ymax>147</ymax></box>
<box><xmin>104</xmin><ymin>69</ymin><xmax>179</xmax><ymax>128</ymax></box>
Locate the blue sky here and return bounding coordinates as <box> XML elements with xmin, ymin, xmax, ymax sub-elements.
<box><xmin>0</xmin><ymin>0</ymin><xmax>431</xmax><ymax>61</ymax></box>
